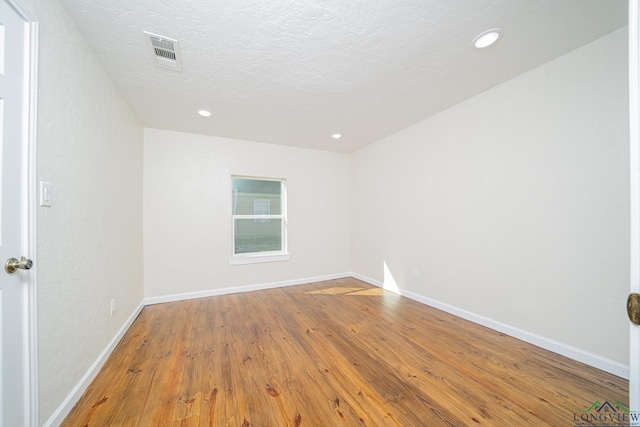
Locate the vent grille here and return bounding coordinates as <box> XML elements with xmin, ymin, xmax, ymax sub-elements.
<box><xmin>153</xmin><ymin>47</ymin><xmax>176</xmax><ymax>60</ymax></box>
<box><xmin>144</xmin><ymin>31</ymin><xmax>182</xmax><ymax>71</ymax></box>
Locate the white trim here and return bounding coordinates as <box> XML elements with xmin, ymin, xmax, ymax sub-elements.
<box><xmin>7</xmin><ymin>0</ymin><xmax>39</xmax><ymax>424</ymax></box>
<box><xmin>229</xmin><ymin>253</ymin><xmax>290</xmax><ymax>265</ymax></box>
<box><xmin>42</xmin><ymin>301</ymin><xmax>145</xmax><ymax>427</ymax></box>
<box><xmin>630</xmin><ymin>0</ymin><xmax>640</xmax><ymax>413</ymax></box>
<box><xmin>353</xmin><ymin>273</ymin><xmax>629</xmax><ymax>379</ymax></box>
<box><xmin>145</xmin><ymin>272</ymin><xmax>351</xmax><ymax>305</ymax></box>
<box><xmin>401</xmin><ymin>290</ymin><xmax>629</xmax><ymax>379</ymax></box>
<box><xmin>24</xmin><ymin>18</ymin><xmax>38</xmax><ymax>427</ymax></box>
<box><xmin>46</xmin><ymin>274</ymin><xmax>350</xmax><ymax>424</ymax></box>
<box><xmin>351</xmin><ymin>272</ymin><xmax>383</xmax><ymax>288</ymax></box>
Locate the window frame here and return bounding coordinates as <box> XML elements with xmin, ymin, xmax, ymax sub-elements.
<box><xmin>229</xmin><ymin>175</ymin><xmax>289</xmax><ymax>265</ymax></box>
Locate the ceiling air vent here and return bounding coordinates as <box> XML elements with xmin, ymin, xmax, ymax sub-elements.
<box><xmin>143</xmin><ymin>31</ymin><xmax>182</xmax><ymax>71</ymax></box>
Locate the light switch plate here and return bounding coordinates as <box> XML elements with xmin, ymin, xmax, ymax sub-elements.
<box><xmin>40</xmin><ymin>181</ymin><xmax>52</xmax><ymax>207</ymax></box>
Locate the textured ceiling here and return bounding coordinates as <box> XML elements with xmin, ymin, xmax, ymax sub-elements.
<box><xmin>58</xmin><ymin>0</ymin><xmax>627</xmax><ymax>153</ymax></box>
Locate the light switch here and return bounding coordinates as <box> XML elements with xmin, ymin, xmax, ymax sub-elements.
<box><xmin>40</xmin><ymin>181</ymin><xmax>52</xmax><ymax>207</ymax></box>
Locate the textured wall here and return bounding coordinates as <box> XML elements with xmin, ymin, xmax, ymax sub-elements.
<box><xmin>143</xmin><ymin>129</ymin><xmax>351</xmax><ymax>298</ymax></box>
<box><xmin>35</xmin><ymin>0</ymin><xmax>143</xmax><ymax>423</ymax></box>
<box><xmin>352</xmin><ymin>29</ymin><xmax>630</xmax><ymax>366</ymax></box>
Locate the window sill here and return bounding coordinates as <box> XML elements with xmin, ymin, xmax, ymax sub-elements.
<box><xmin>229</xmin><ymin>253</ymin><xmax>290</xmax><ymax>266</ymax></box>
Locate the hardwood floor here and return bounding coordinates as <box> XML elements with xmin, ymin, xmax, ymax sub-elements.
<box><xmin>62</xmin><ymin>278</ymin><xmax>628</xmax><ymax>426</ymax></box>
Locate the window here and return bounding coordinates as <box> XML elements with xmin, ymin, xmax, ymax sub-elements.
<box><xmin>230</xmin><ymin>176</ymin><xmax>288</xmax><ymax>264</ymax></box>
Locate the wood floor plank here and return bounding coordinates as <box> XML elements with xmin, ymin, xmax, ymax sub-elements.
<box><xmin>62</xmin><ymin>278</ymin><xmax>628</xmax><ymax>426</ymax></box>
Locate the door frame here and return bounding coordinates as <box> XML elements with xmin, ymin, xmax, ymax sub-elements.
<box><xmin>6</xmin><ymin>0</ymin><xmax>39</xmax><ymax>425</ymax></box>
<box><xmin>630</xmin><ymin>0</ymin><xmax>640</xmax><ymax>413</ymax></box>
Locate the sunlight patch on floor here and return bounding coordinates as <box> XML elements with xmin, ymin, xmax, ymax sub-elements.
<box><xmin>347</xmin><ymin>288</ymin><xmax>389</xmax><ymax>296</ymax></box>
<box><xmin>305</xmin><ymin>287</ymin><xmax>366</xmax><ymax>295</ymax></box>
<box><xmin>305</xmin><ymin>287</ymin><xmax>392</xmax><ymax>296</ymax></box>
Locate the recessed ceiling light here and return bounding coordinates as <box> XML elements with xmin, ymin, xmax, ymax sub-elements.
<box><xmin>197</xmin><ymin>109</ymin><xmax>212</xmax><ymax>117</ymax></box>
<box><xmin>331</xmin><ymin>133</ymin><xmax>342</xmax><ymax>139</ymax></box>
<box><xmin>473</xmin><ymin>29</ymin><xmax>502</xmax><ymax>49</ymax></box>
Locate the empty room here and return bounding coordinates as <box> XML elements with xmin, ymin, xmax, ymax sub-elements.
<box><xmin>3</xmin><ymin>0</ymin><xmax>639</xmax><ymax>426</ymax></box>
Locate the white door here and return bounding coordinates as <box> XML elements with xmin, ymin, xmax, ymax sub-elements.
<box><xmin>0</xmin><ymin>1</ymin><xmax>31</xmax><ymax>425</ymax></box>
<box><xmin>630</xmin><ymin>0</ymin><xmax>640</xmax><ymax>421</ymax></box>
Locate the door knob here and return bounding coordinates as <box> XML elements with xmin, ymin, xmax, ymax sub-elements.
<box><xmin>5</xmin><ymin>256</ymin><xmax>33</xmax><ymax>274</ymax></box>
<box><xmin>628</xmin><ymin>293</ymin><xmax>640</xmax><ymax>326</ymax></box>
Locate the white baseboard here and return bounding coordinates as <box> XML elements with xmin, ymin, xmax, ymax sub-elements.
<box><xmin>144</xmin><ymin>272</ymin><xmax>352</xmax><ymax>305</ymax></box>
<box><xmin>351</xmin><ymin>272</ymin><xmax>384</xmax><ymax>288</ymax></box>
<box><xmin>353</xmin><ymin>273</ymin><xmax>630</xmax><ymax>380</ymax></box>
<box><xmin>45</xmin><ymin>274</ymin><xmax>351</xmax><ymax>426</ymax></box>
<box><xmin>43</xmin><ymin>300</ymin><xmax>145</xmax><ymax>427</ymax></box>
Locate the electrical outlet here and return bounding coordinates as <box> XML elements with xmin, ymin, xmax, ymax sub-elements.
<box><xmin>411</xmin><ymin>268</ymin><xmax>420</xmax><ymax>279</ymax></box>
<box><xmin>110</xmin><ymin>299</ymin><xmax>116</xmax><ymax>316</ymax></box>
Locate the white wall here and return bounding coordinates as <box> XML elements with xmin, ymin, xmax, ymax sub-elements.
<box><xmin>352</xmin><ymin>28</ymin><xmax>630</xmax><ymax>367</ymax></box>
<box><xmin>143</xmin><ymin>129</ymin><xmax>351</xmax><ymax>298</ymax></box>
<box><xmin>35</xmin><ymin>0</ymin><xmax>144</xmax><ymax>423</ymax></box>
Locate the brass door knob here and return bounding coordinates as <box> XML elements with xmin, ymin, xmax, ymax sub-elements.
<box><xmin>628</xmin><ymin>293</ymin><xmax>640</xmax><ymax>326</ymax></box>
<box><xmin>5</xmin><ymin>256</ymin><xmax>33</xmax><ymax>274</ymax></box>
